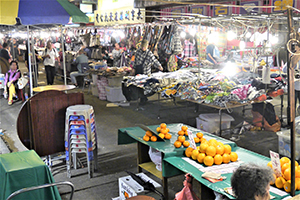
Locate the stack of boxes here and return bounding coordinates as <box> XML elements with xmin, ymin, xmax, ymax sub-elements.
<box><xmin>65</xmin><ymin>105</ymin><xmax>98</xmax><ymax>178</ymax></box>
<box><xmin>105</xmin><ymin>76</ymin><xmax>126</xmax><ymax>102</ymax></box>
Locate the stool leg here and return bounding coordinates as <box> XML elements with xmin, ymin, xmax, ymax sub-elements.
<box><xmin>93</xmin><ymin>147</ymin><xmax>98</xmax><ymax>170</ymax></box>
<box><xmin>73</xmin><ymin>152</ymin><xmax>77</xmax><ymax>170</ymax></box>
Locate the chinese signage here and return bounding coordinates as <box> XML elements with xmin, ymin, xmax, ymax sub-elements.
<box><xmin>272</xmin><ymin>0</ymin><xmax>294</xmax><ymax>12</ymax></box>
<box><xmin>240</xmin><ymin>1</ymin><xmax>261</xmax><ymax>14</ymax></box>
<box><xmin>94</xmin><ymin>7</ymin><xmax>145</xmax><ymax>26</ymax></box>
<box><xmin>190</xmin><ymin>5</ymin><xmax>207</xmax><ymax>15</ymax></box>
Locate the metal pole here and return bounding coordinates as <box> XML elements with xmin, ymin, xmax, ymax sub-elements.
<box><xmin>31</xmin><ymin>34</ymin><xmax>37</xmax><ymax>87</ymax></box>
<box><xmin>287</xmin><ymin>8</ymin><xmax>296</xmax><ymax>196</ymax></box>
<box><xmin>61</xmin><ymin>27</ymin><xmax>67</xmax><ymax>85</ymax></box>
<box><xmin>26</xmin><ymin>25</ymin><xmax>33</xmax><ymax>97</ymax></box>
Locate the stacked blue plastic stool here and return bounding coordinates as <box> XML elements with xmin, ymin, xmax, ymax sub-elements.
<box><xmin>65</xmin><ymin>105</ymin><xmax>98</xmax><ymax>178</ymax></box>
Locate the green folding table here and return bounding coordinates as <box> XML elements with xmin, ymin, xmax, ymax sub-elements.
<box><xmin>0</xmin><ymin>150</ymin><xmax>61</xmax><ymax>200</ymax></box>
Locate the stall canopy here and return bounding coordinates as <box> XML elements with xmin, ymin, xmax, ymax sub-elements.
<box><xmin>0</xmin><ymin>0</ymin><xmax>89</xmax><ymax>25</ymax></box>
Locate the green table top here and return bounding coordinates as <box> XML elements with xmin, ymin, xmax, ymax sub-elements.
<box><xmin>118</xmin><ymin>123</ymin><xmax>299</xmax><ymax>199</ymax></box>
<box><xmin>0</xmin><ymin>150</ymin><xmax>61</xmax><ymax>200</ymax></box>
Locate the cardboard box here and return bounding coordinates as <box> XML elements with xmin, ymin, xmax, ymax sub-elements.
<box><xmin>118</xmin><ymin>173</ymin><xmax>161</xmax><ymax>200</ymax></box>
<box><xmin>196</xmin><ymin>113</ymin><xmax>234</xmax><ymax>133</ymax></box>
<box><xmin>105</xmin><ymin>86</ymin><xmax>126</xmax><ymax>102</ymax></box>
<box><xmin>91</xmin><ymin>83</ymin><xmax>98</xmax><ymax>97</ymax></box>
<box><xmin>277</xmin><ymin>130</ymin><xmax>300</xmax><ymax>160</ymax></box>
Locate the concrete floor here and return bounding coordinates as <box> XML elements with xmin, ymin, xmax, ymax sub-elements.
<box><xmin>0</xmin><ymin>61</ymin><xmax>291</xmax><ymax>199</ymax></box>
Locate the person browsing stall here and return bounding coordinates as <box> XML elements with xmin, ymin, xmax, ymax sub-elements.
<box><xmin>112</xmin><ymin>42</ymin><xmax>123</xmax><ymax>67</ymax></box>
<box><xmin>43</xmin><ymin>40</ymin><xmax>59</xmax><ymax>85</ymax></box>
<box><xmin>0</xmin><ymin>42</ymin><xmax>12</xmax><ymax>63</ymax></box>
<box><xmin>4</xmin><ymin>60</ymin><xmax>21</xmax><ymax>105</ymax></box>
<box><xmin>132</xmin><ymin>40</ymin><xmax>163</xmax><ymax>75</ymax></box>
<box><xmin>206</xmin><ymin>39</ymin><xmax>220</xmax><ymax>65</ymax></box>
<box><xmin>70</xmin><ymin>49</ymin><xmax>89</xmax><ymax>87</ymax></box>
<box><xmin>231</xmin><ymin>163</ymin><xmax>274</xmax><ymax>200</ymax></box>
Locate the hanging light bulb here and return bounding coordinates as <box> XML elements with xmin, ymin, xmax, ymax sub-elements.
<box><xmin>180</xmin><ymin>31</ymin><xmax>186</xmax><ymax>38</ymax></box>
<box><xmin>227</xmin><ymin>30</ymin><xmax>236</xmax><ymax>41</ymax></box>
<box><xmin>246</xmin><ymin>32</ymin><xmax>252</xmax><ymax>38</ymax></box>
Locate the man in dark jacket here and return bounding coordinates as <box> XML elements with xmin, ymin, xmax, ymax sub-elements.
<box><xmin>0</xmin><ymin>42</ymin><xmax>12</xmax><ymax>63</ymax></box>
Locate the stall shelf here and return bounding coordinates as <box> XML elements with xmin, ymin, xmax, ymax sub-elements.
<box><xmin>118</xmin><ymin>123</ymin><xmax>298</xmax><ymax>199</ymax></box>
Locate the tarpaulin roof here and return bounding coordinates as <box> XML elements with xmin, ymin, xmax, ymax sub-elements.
<box><xmin>0</xmin><ymin>0</ymin><xmax>89</xmax><ymax>25</ymax></box>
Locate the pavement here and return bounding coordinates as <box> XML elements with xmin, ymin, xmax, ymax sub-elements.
<box><xmin>0</xmin><ymin>61</ymin><xmax>292</xmax><ymax>199</ymax></box>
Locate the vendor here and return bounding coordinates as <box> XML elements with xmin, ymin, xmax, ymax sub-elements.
<box><xmin>70</xmin><ymin>49</ymin><xmax>89</xmax><ymax>87</ymax></box>
<box><xmin>112</xmin><ymin>42</ymin><xmax>123</xmax><ymax>67</ymax></box>
<box><xmin>206</xmin><ymin>41</ymin><xmax>220</xmax><ymax>65</ymax></box>
<box><xmin>132</xmin><ymin>40</ymin><xmax>163</xmax><ymax>75</ymax></box>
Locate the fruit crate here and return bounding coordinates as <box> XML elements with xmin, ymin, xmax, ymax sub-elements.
<box><xmin>277</xmin><ymin>129</ymin><xmax>300</xmax><ymax>160</ymax></box>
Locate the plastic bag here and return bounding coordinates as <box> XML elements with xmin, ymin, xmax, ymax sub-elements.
<box><xmin>174</xmin><ymin>174</ymin><xmax>200</xmax><ymax>200</ymax></box>
<box><xmin>148</xmin><ymin>147</ymin><xmax>162</xmax><ymax>171</ymax></box>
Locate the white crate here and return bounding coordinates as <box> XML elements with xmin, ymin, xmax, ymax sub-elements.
<box><xmin>277</xmin><ymin>130</ymin><xmax>300</xmax><ymax>160</ymax></box>
<box><xmin>118</xmin><ymin>173</ymin><xmax>161</xmax><ymax>200</ymax></box>
<box><xmin>0</xmin><ymin>74</ymin><xmax>4</xmax><ymax>89</ymax></box>
<box><xmin>107</xmin><ymin>76</ymin><xmax>123</xmax><ymax>87</ymax></box>
<box><xmin>196</xmin><ymin>113</ymin><xmax>234</xmax><ymax>133</ymax></box>
<box><xmin>91</xmin><ymin>83</ymin><xmax>98</xmax><ymax>97</ymax></box>
<box><xmin>105</xmin><ymin>86</ymin><xmax>126</xmax><ymax>102</ymax></box>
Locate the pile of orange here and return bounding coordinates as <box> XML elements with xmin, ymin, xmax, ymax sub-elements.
<box><xmin>268</xmin><ymin>157</ymin><xmax>300</xmax><ymax>192</ymax></box>
<box><xmin>185</xmin><ymin>138</ymin><xmax>238</xmax><ymax>166</ymax></box>
<box><xmin>142</xmin><ymin>130</ymin><xmax>158</xmax><ymax>142</ymax></box>
<box><xmin>156</xmin><ymin>123</ymin><xmax>172</xmax><ymax>140</ymax></box>
<box><xmin>174</xmin><ymin>126</ymin><xmax>191</xmax><ymax>148</ymax></box>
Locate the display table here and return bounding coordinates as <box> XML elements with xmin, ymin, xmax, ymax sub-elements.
<box><xmin>0</xmin><ymin>150</ymin><xmax>61</xmax><ymax>200</ymax></box>
<box><xmin>118</xmin><ymin>123</ymin><xmax>298</xmax><ymax>199</ymax></box>
<box><xmin>118</xmin><ymin>124</ymin><xmax>237</xmax><ymax>199</ymax></box>
<box><xmin>33</xmin><ymin>85</ymin><xmax>76</xmax><ymax>93</ymax></box>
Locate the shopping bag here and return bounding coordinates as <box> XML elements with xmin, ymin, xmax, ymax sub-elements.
<box><xmin>17</xmin><ymin>77</ymin><xmax>28</xmax><ymax>89</ymax></box>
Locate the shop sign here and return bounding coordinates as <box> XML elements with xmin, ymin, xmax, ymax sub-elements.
<box><xmin>212</xmin><ymin>4</ymin><xmax>231</xmax><ymax>16</ymax></box>
<box><xmin>170</xmin><ymin>6</ymin><xmax>185</xmax><ymax>17</ymax></box>
<box><xmin>190</xmin><ymin>5</ymin><xmax>207</xmax><ymax>16</ymax></box>
<box><xmin>272</xmin><ymin>0</ymin><xmax>294</xmax><ymax>12</ymax></box>
<box><xmin>240</xmin><ymin>1</ymin><xmax>261</xmax><ymax>14</ymax></box>
<box><xmin>94</xmin><ymin>7</ymin><xmax>145</xmax><ymax>26</ymax></box>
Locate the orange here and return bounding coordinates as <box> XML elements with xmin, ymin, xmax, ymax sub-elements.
<box><xmin>200</xmin><ymin>138</ymin><xmax>207</xmax><ymax>143</ymax></box>
<box><xmin>296</xmin><ymin>166</ymin><xmax>300</xmax><ymax>178</ymax></box>
<box><xmin>284</xmin><ymin>180</ymin><xmax>297</xmax><ymax>193</ymax></box>
<box><xmin>217</xmin><ymin>141</ymin><xmax>224</xmax><ymax>146</ymax></box>
<box><xmin>150</xmin><ymin>135</ymin><xmax>157</xmax><ymax>142</ymax></box>
<box><xmin>206</xmin><ymin>146</ymin><xmax>217</xmax><ymax>157</ymax></box>
<box><xmin>275</xmin><ymin>177</ymin><xmax>286</xmax><ymax>189</ymax></box>
<box><xmin>222</xmin><ymin>153</ymin><xmax>231</xmax><ymax>164</ymax></box>
<box><xmin>284</xmin><ymin>168</ymin><xmax>291</xmax><ymax>180</ymax></box>
<box><xmin>197</xmin><ymin>153</ymin><xmax>206</xmax><ymax>163</ymax></box>
<box><xmin>181</xmin><ymin>125</ymin><xmax>188</xmax><ymax>131</ymax></box>
<box><xmin>281</xmin><ymin>163</ymin><xmax>290</xmax><ymax>174</ymax></box>
<box><xmin>267</xmin><ymin>161</ymin><xmax>273</xmax><ymax>169</ymax></box>
<box><xmin>296</xmin><ymin>161</ymin><xmax>299</xmax><ymax>167</ymax></box>
<box><xmin>156</xmin><ymin>127</ymin><xmax>161</xmax><ymax>133</ymax></box>
<box><xmin>183</xmin><ymin>141</ymin><xmax>190</xmax><ymax>147</ymax></box>
<box><xmin>146</xmin><ymin>131</ymin><xmax>153</xmax><ymax>137</ymax></box>
<box><xmin>270</xmin><ymin>174</ymin><xmax>276</xmax><ymax>185</ymax></box>
<box><xmin>160</xmin><ymin>123</ymin><xmax>167</xmax><ymax>129</ymax></box>
<box><xmin>204</xmin><ymin>156</ymin><xmax>214</xmax><ymax>166</ymax></box>
<box><xmin>280</xmin><ymin>157</ymin><xmax>290</xmax><ymax>167</ymax></box>
<box><xmin>194</xmin><ymin>137</ymin><xmax>200</xmax><ymax>143</ymax></box>
<box><xmin>185</xmin><ymin>147</ymin><xmax>194</xmax><ymax>157</ymax></box>
<box><xmin>166</xmin><ymin>128</ymin><xmax>170</xmax><ymax>133</ymax></box>
<box><xmin>223</xmin><ymin>145</ymin><xmax>232</xmax><ymax>154</ymax></box>
<box><xmin>178</xmin><ymin>136</ymin><xmax>186</xmax><ymax>143</ymax></box>
<box><xmin>165</xmin><ymin>133</ymin><xmax>172</xmax><ymax>140</ymax></box>
<box><xmin>214</xmin><ymin>154</ymin><xmax>223</xmax><ymax>165</ymax></box>
<box><xmin>216</xmin><ymin>145</ymin><xmax>225</xmax><ymax>155</ymax></box>
<box><xmin>296</xmin><ymin>178</ymin><xmax>300</xmax><ymax>190</ymax></box>
<box><xmin>199</xmin><ymin>143</ymin><xmax>209</xmax><ymax>153</ymax></box>
<box><xmin>184</xmin><ymin>131</ymin><xmax>188</xmax><ymax>136</ymax></box>
<box><xmin>158</xmin><ymin>133</ymin><xmax>165</xmax><ymax>139</ymax></box>
<box><xmin>143</xmin><ymin>135</ymin><xmax>150</xmax><ymax>141</ymax></box>
<box><xmin>208</xmin><ymin>139</ymin><xmax>218</xmax><ymax>147</ymax></box>
<box><xmin>191</xmin><ymin>149</ymin><xmax>199</xmax><ymax>160</ymax></box>
<box><xmin>160</xmin><ymin>128</ymin><xmax>168</xmax><ymax>135</ymax></box>
<box><xmin>174</xmin><ymin>141</ymin><xmax>182</xmax><ymax>148</ymax></box>
<box><xmin>230</xmin><ymin>152</ymin><xmax>238</xmax><ymax>162</ymax></box>
<box><xmin>196</xmin><ymin>132</ymin><xmax>203</xmax><ymax>139</ymax></box>
<box><xmin>178</xmin><ymin>130</ymin><xmax>185</xmax><ymax>136</ymax></box>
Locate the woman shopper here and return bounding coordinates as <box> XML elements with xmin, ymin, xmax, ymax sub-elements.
<box><xmin>231</xmin><ymin>163</ymin><xmax>274</xmax><ymax>200</ymax></box>
<box><xmin>4</xmin><ymin>60</ymin><xmax>21</xmax><ymax>105</ymax></box>
<box><xmin>43</xmin><ymin>40</ymin><xmax>59</xmax><ymax>85</ymax></box>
